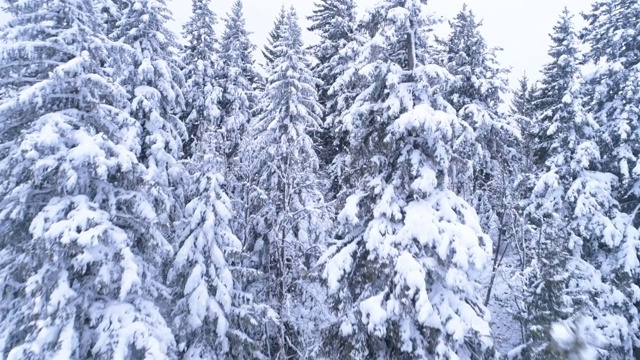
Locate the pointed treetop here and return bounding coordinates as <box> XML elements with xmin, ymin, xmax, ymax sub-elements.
<box><xmin>262</xmin><ymin>5</ymin><xmax>288</xmax><ymax>66</ymax></box>
<box><xmin>183</xmin><ymin>0</ymin><xmax>218</xmax><ymax>62</ymax></box>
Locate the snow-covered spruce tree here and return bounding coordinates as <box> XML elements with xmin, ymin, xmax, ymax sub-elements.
<box><xmin>307</xmin><ymin>0</ymin><xmax>359</xmax><ymax>172</ymax></box>
<box><xmin>112</xmin><ymin>0</ymin><xmax>187</xmax><ymax>225</ymax></box>
<box><xmin>440</xmin><ymin>4</ymin><xmax>520</xmax><ymax>308</ymax></box>
<box><xmin>308</xmin><ymin>0</ymin><xmax>358</xmax><ymax>111</ymax></box>
<box><xmin>441</xmin><ymin>5</ymin><xmax>508</xmax><ymax>114</ymax></box>
<box><xmin>218</xmin><ymin>0</ymin><xmax>264</xmax><ymax>265</ymax></box>
<box><xmin>247</xmin><ymin>8</ymin><xmax>330</xmax><ymax>359</ymax></box>
<box><xmin>510</xmin><ymin>74</ymin><xmax>538</xmax><ymax>123</ymax></box>
<box><xmin>510</xmin><ymin>74</ymin><xmax>540</xmax><ymax>217</ymax></box>
<box><xmin>0</xmin><ymin>0</ymin><xmax>176</xmax><ymax>358</ymax></box>
<box><xmin>180</xmin><ymin>0</ymin><xmax>222</xmax><ymax>160</ymax></box>
<box><xmin>168</xmin><ymin>164</ymin><xmax>235</xmax><ymax>358</ymax></box>
<box><xmin>261</xmin><ymin>6</ymin><xmax>287</xmax><ymax>68</ymax></box>
<box><xmin>514</xmin><ymin>9</ymin><xmax>639</xmax><ymax>359</ymax></box>
<box><xmin>319</xmin><ymin>1</ymin><xmax>495</xmax><ymax>358</ymax></box>
<box><xmin>218</xmin><ymin>0</ymin><xmax>260</xmax><ymax>164</ymax></box>
<box><xmin>581</xmin><ymin>0</ymin><xmax>640</xmax><ymax>357</ymax></box>
<box><xmin>168</xmin><ymin>153</ymin><xmax>267</xmax><ymax>359</ymax></box>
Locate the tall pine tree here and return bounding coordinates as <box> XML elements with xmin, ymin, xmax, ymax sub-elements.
<box><xmin>245</xmin><ymin>8</ymin><xmax>330</xmax><ymax>359</ymax></box>
<box><xmin>308</xmin><ymin>0</ymin><xmax>360</xmax><ymax>175</ymax></box>
<box><xmin>516</xmin><ymin>9</ymin><xmax>639</xmax><ymax>359</ymax></box>
<box><xmin>0</xmin><ymin>0</ymin><xmax>176</xmax><ymax>357</ymax></box>
<box><xmin>112</xmin><ymin>0</ymin><xmax>187</xmax><ymax>228</ymax></box>
<box><xmin>440</xmin><ymin>5</ymin><xmax>520</xmax><ymax>308</ymax></box>
<box><xmin>180</xmin><ymin>0</ymin><xmax>222</xmax><ymax>159</ymax></box>
<box><xmin>169</xmin><ymin>155</ymin><xmax>265</xmax><ymax>359</ymax></box>
<box><xmin>218</xmin><ymin>0</ymin><xmax>259</xmax><ymax>164</ymax></box>
<box><xmin>262</xmin><ymin>6</ymin><xmax>287</xmax><ymax>68</ymax></box>
<box><xmin>166</xmin><ymin>1</ymin><xmax>262</xmax><ymax>359</ymax></box>
<box><xmin>320</xmin><ymin>1</ymin><xmax>494</xmax><ymax>358</ymax></box>
<box><xmin>581</xmin><ymin>0</ymin><xmax>640</xmax><ymax>357</ymax></box>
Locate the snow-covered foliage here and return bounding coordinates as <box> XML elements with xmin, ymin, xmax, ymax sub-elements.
<box><xmin>509</xmin><ymin>74</ymin><xmax>540</xmax><ymax>210</ymax></box>
<box><xmin>582</xmin><ymin>1</ymin><xmax>640</xmax><ymax>357</ymax></box>
<box><xmin>112</xmin><ymin>0</ymin><xmax>187</xmax><ymax>224</ymax></box>
<box><xmin>510</xmin><ymin>74</ymin><xmax>539</xmax><ymax>123</ymax></box>
<box><xmin>440</xmin><ymin>5</ymin><xmax>521</xmax><ymax>313</ymax></box>
<box><xmin>308</xmin><ymin>0</ymin><xmax>361</xmax><ymax>176</ymax></box>
<box><xmin>319</xmin><ymin>1</ymin><xmax>495</xmax><ymax>358</ymax></box>
<box><xmin>515</xmin><ymin>8</ymin><xmax>640</xmax><ymax>359</ymax></box>
<box><xmin>169</xmin><ymin>158</ymin><xmax>266</xmax><ymax>359</ymax></box>
<box><xmin>0</xmin><ymin>0</ymin><xmax>176</xmax><ymax>357</ymax></box>
<box><xmin>180</xmin><ymin>0</ymin><xmax>222</xmax><ymax>159</ymax></box>
<box><xmin>242</xmin><ymin>7</ymin><xmax>331</xmax><ymax>359</ymax></box>
<box><xmin>308</xmin><ymin>0</ymin><xmax>367</xmax><ymax>212</ymax></box>
<box><xmin>169</xmin><ymin>169</ymin><xmax>236</xmax><ymax>358</ymax></box>
<box><xmin>261</xmin><ymin>6</ymin><xmax>288</xmax><ymax>68</ymax></box>
<box><xmin>218</xmin><ymin>0</ymin><xmax>260</xmax><ymax>163</ymax></box>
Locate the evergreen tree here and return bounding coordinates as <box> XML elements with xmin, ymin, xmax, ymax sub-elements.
<box><xmin>0</xmin><ymin>0</ymin><xmax>176</xmax><ymax>357</ymax></box>
<box><xmin>169</xmin><ymin>166</ymin><xmax>237</xmax><ymax>358</ymax></box>
<box><xmin>112</xmin><ymin>0</ymin><xmax>187</xmax><ymax>225</ymax></box>
<box><xmin>180</xmin><ymin>0</ymin><xmax>222</xmax><ymax>159</ymax></box>
<box><xmin>440</xmin><ymin>4</ymin><xmax>520</xmax><ymax>307</ymax></box>
<box><xmin>441</xmin><ymin>5</ymin><xmax>508</xmax><ymax>113</ymax></box>
<box><xmin>218</xmin><ymin>0</ymin><xmax>263</xmax><ymax>266</ymax></box>
<box><xmin>510</xmin><ymin>74</ymin><xmax>540</xmax><ymax>209</ymax></box>
<box><xmin>246</xmin><ymin>8</ymin><xmax>330</xmax><ymax>359</ymax></box>
<box><xmin>261</xmin><ymin>6</ymin><xmax>287</xmax><ymax>67</ymax></box>
<box><xmin>515</xmin><ymin>9</ymin><xmax>639</xmax><ymax>359</ymax></box>
<box><xmin>583</xmin><ymin>0</ymin><xmax>640</xmax><ymax>358</ymax></box>
<box><xmin>218</xmin><ymin>0</ymin><xmax>259</xmax><ymax>163</ymax></box>
<box><xmin>511</xmin><ymin>74</ymin><xmax>538</xmax><ymax>121</ymax></box>
<box><xmin>168</xmin><ymin>156</ymin><xmax>265</xmax><ymax>359</ymax></box>
<box><xmin>308</xmin><ymin>0</ymin><xmax>358</xmax><ymax>106</ymax></box>
<box><xmin>308</xmin><ymin>0</ymin><xmax>365</xmax><ymax>208</ymax></box>
<box><xmin>320</xmin><ymin>1</ymin><xmax>494</xmax><ymax>358</ymax></box>
<box><xmin>308</xmin><ymin>0</ymin><xmax>360</xmax><ymax>173</ymax></box>
<box><xmin>582</xmin><ymin>0</ymin><xmax>640</xmax><ymax>357</ymax></box>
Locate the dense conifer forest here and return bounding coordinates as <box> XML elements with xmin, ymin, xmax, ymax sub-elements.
<box><xmin>0</xmin><ymin>0</ymin><xmax>638</xmax><ymax>359</ymax></box>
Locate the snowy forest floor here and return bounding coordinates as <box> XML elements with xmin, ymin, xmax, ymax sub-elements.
<box><xmin>486</xmin><ymin>253</ymin><xmax>523</xmax><ymax>354</ymax></box>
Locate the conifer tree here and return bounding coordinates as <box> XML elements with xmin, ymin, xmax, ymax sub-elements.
<box><xmin>510</xmin><ymin>74</ymin><xmax>540</xmax><ymax>208</ymax></box>
<box><xmin>511</xmin><ymin>74</ymin><xmax>538</xmax><ymax>122</ymax></box>
<box><xmin>581</xmin><ymin>0</ymin><xmax>640</xmax><ymax>357</ymax></box>
<box><xmin>169</xmin><ymin>164</ymin><xmax>237</xmax><ymax>358</ymax></box>
<box><xmin>247</xmin><ymin>8</ymin><xmax>330</xmax><ymax>359</ymax></box>
<box><xmin>0</xmin><ymin>0</ymin><xmax>176</xmax><ymax>357</ymax></box>
<box><xmin>262</xmin><ymin>6</ymin><xmax>287</xmax><ymax>68</ymax></box>
<box><xmin>308</xmin><ymin>0</ymin><xmax>358</xmax><ymax>108</ymax></box>
<box><xmin>218</xmin><ymin>0</ymin><xmax>259</xmax><ymax>163</ymax></box>
<box><xmin>309</xmin><ymin>0</ymin><xmax>363</xmax><ymax>200</ymax></box>
<box><xmin>516</xmin><ymin>9</ymin><xmax>639</xmax><ymax>359</ymax></box>
<box><xmin>180</xmin><ymin>0</ymin><xmax>222</xmax><ymax>159</ymax></box>
<box><xmin>112</xmin><ymin>0</ymin><xmax>187</xmax><ymax>224</ymax></box>
<box><xmin>440</xmin><ymin>5</ymin><xmax>519</xmax><ymax>308</ymax></box>
<box><xmin>320</xmin><ymin>1</ymin><xmax>494</xmax><ymax>358</ymax></box>
<box><xmin>168</xmin><ymin>154</ymin><xmax>266</xmax><ymax>359</ymax></box>
<box><xmin>166</xmin><ymin>1</ymin><xmax>256</xmax><ymax>358</ymax></box>
<box><xmin>218</xmin><ymin>0</ymin><xmax>264</xmax><ymax>264</ymax></box>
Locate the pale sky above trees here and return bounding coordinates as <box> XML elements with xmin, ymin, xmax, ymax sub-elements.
<box><xmin>0</xmin><ymin>0</ymin><xmax>592</xmax><ymax>85</ymax></box>
<box><xmin>167</xmin><ymin>0</ymin><xmax>591</xmax><ymax>86</ymax></box>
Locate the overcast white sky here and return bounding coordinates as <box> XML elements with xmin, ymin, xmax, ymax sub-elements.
<box><xmin>168</xmin><ymin>0</ymin><xmax>592</xmax><ymax>87</ymax></box>
<box><xmin>0</xmin><ymin>1</ymin><xmax>593</xmax><ymax>87</ymax></box>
